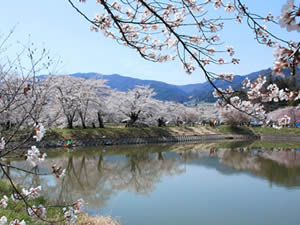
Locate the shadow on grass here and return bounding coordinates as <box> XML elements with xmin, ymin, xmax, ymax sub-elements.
<box><xmin>219</xmin><ymin>126</ymin><xmax>256</xmax><ymax>136</ymax></box>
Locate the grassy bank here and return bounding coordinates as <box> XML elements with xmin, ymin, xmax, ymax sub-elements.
<box><xmin>45</xmin><ymin>126</ymin><xmax>218</xmax><ymax>140</ymax></box>
<box><xmin>0</xmin><ymin>179</ymin><xmax>119</xmax><ymax>225</ymax></box>
<box><xmin>251</xmin><ymin>126</ymin><xmax>300</xmax><ymax>135</ymax></box>
<box><xmin>44</xmin><ymin>125</ymin><xmax>300</xmax><ymax>141</ymax></box>
<box><xmin>215</xmin><ymin>125</ymin><xmax>300</xmax><ymax>135</ymax></box>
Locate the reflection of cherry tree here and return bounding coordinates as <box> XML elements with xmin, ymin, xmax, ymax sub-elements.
<box><xmin>220</xmin><ymin>149</ymin><xmax>261</xmax><ymax>171</ymax></box>
<box><xmin>260</xmin><ymin>150</ymin><xmax>300</xmax><ymax>168</ymax></box>
<box><xmin>175</xmin><ymin>147</ymin><xmax>300</xmax><ymax>187</ymax></box>
<box><xmin>26</xmin><ymin>152</ymin><xmax>184</xmax><ymax>208</ymax></box>
<box><xmin>220</xmin><ymin>149</ymin><xmax>300</xmax><ymax>187</ymax></box>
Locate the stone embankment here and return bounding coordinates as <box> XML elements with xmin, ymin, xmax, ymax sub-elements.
<box><xmin>260</xmin><ymin>134</ymin><xmax>300</xmax><ymax>142</ymax></box>
<box><xmin>15</xmin><ymin>134</ymin><xmax>258</xmax><ymax>149</ymax></box>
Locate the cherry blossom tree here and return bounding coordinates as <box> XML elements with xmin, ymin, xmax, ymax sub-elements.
<box><xmin>85</xmin><ymin>79</ymin><xmax>111</xmax><ymax>128</ymax></box>
<box><xmin>74</xmin><ymin>77</ymin><xmax>110</xmax><ymax>128</ymax></box>
<box><xmin>219</xmin><ymin>106</ymin><xmax>251</xmax><ymax>126</ymax></box>
<box><xmin>46</xmin><ymin>75</ymin><xmax>81</xmax><ymax>129</ymax></box>
<box><xmin>110</xmin><ymin>85</ymin><xmax>158</xmax><ymax>127</ymax></box>
<box><xmin>0</xmin><ymin>34</ymin><xmax>83</xmax><ymax>224</ymax></box>
<box><xmin>148</xmin><ymin>100</ymin><xmax>179</xmax><ymax>126</ymax></box>
<box><xmin>179</xmin><ymin>106</ymin><xmax>199</xmax><ymax>125</ymax></box>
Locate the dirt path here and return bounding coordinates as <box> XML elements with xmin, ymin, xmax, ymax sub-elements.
<box><xmin>169</xmin><ymin>127</ymin><xmax>217</xmax><ymax>136</ymax></box>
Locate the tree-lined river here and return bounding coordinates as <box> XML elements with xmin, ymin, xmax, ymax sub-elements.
<box><xmin>6</xmin><ymin>142</ymin><xmax>300</xmax><ymax>225</ymax></box>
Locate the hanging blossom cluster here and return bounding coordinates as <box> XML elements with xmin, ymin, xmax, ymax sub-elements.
<box><xmin>0</xmin><ymin>217</ymin><xmax>7</xmax><ymax>225</ymax></box>
<box><xmin>25</xmin><ymin>146</ymin><xmax>47</xmax><ymax>167</ymax></box>
<box><xmin>64</xmin><ymin>208</ymin><xmax>77</xmax><ymax>225</ymax></box>
<box><xmin>230</xmin><ymin>0</ymin><xmax>299</xmax><ymax>79</ymax></box>
<box><xmin>0</xmin><ymin>217</ymin><xmax>26</xmax><ymax>225</ymax></box>
<box><xmin>73</xmin><ymin>199</ymin><xmax>85</xmax><ymax>214</ymax></box>
<box><xmin>217</xmin><ymin>73</ymin><xmax>234</xmax><ymax>82</ymax></box>
<box><xmin>0</xmin><ymin>195</ymin><xmax>8</xmax><ymax>208</ymax></box>
<box><xmin>63</xmin><ymin>199</ymin><xmax>85</xmax><ymax>224</ymax></box>
<box><xmin>241</xmin><ymin>75</ymin><xmax>300</xmax><ymax>103</ymax></box>
<box><xmin>273</xmin><ymin>43</ymin><xmax>300</xmax><ymax>76</ymax></box>
<box><xmin>27</xmin><ymin>205</ymin><xmax>47</xmax><ymax>219</ymax></box>
<box><xmin>33</xmin><ymin>123</ymin><xmax>46</xmax><ymax>142</ymax></box>
<box><xmin>7</xmin><ymin>219</ymin><xmax>26</xmax><ymax>225</ymax></box>
<box><xmin>213</xmin><ymin>86</ymin><xmax>234</xmax><ymax>98</ymax></box>
<box><xmin>63</xmin><ymin>199</ymin><xmax>85</xmax><ymax>225</ymax></box>
<box><xmin>217</xmin><ymin>95</ymin><xmax>267</xmax><ymax>121</ymax></box>
<box><xmin>52</xmin><ymin>164</ymin><xmax>66</xmax><ymax>178</ymax></box>
<box><xmin>2</xmin><ymin>218</ymin><xmax>24</xmax><ymax>225</ymax></box>
<box><xmin>273</xmin><ymin>0</ymin><xmax>299</xmax><ymax>76</ymax></box>
<box><xmin>11</xmin><ymin>186</ymin><xmax>42</xmax><ymax>201</ymax></box>
<box><xmin>279</xmin><ymin>0</ymin><xmax>300</xmax><ymax>32</ymax></box>
<box><xmin>215</xmin><ymin>74</ymin><xmax>300</xmax><ymax>127</ymax></box>
<box><xmin>77</xmin><ymin>0</ymin><xmax>241</xmax><ymax>76</ymax></box>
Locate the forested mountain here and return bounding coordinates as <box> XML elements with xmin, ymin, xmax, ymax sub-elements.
<box><xmin>186</xmin><ymin>68</ymin><xmax>300</xmax><ymax>103</ymax></box>
<box><xmin>72</xmin><ymin>72</ymin><xmax>189</xmax><ymax>103</ymax></box>
<box><xmin>70</xmin><ymin>68</ymin><xmax>299</xmax><ymax>104</ymax></box>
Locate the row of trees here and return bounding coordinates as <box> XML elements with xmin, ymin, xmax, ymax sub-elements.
<box><xmin>2</xmin><ymin>74</ymin><xmax>216</xmax><ymax>130</ymax></box>
<box><xmin>2</xmin><ymin>71</ymin><xmax>299</xmax><ymax>131</ymax></box>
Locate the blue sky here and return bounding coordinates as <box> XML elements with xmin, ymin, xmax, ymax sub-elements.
<box><xmin>0</xmin><ymin>0</ymin><xmax>298</xmax><ymax>85</ymax></box>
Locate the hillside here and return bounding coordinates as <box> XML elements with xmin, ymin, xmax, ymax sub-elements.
<box><xmin>181</xmin><ymin>68</ymin><xmax>299</xmax><ymax>103</ymax></box>
<box><xmin>68</xmin><ymin>67</ymin><xmax>299</xmax><ymax>104</ymax></box>
<box><xmin>72</xmin><ymin>72</ymin><xmax>189</xmax><ymax>103</ymax></box>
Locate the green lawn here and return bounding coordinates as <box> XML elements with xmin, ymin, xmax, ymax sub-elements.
<box><xmin>44</xmin><ymin>125</ymin><xmax>300</xmax><ymax>141</ymax></box>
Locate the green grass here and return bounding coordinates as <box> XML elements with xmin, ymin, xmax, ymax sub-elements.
<box><xmin>215</xmin><ymin>125</ymin><xmax>256</xmax><ymax>135</ymax></box>
<box><xmin>215</xmin><ymin>125</ymin><xmax>300</xmax><ymax>136</ymax></box>
<box><xmin>46</xmin><ymin>126</ymin><xmax>198</xmax><ymax>140</ymax></box>
<box><xmin>0</xmin><ymin>179</ymin><xmax>64</xmax><ymax>225</ymax></box>
<box><xmin>247</xmin><ymin>140</ymin><xmax>300</xmax><ymax>149</ymax></box>
<box><xmin>44</xmin><ymin>125</ymin><xmax>300</xmax><ymax>141</ymax></box>
<box><xmin>251</xmin><ymin>126</ymin><xmax>300</xmax><ymax>135</ymax></box>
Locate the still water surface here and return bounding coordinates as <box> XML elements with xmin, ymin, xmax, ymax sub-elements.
<box><xmin>9</xmin><ymin>142</ymin><xmax>300</xmax><ymax>225</ymax></box>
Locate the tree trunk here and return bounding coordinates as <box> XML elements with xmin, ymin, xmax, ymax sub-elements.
<box><xmin>79</xmin><ymin>111</ymin><xmax>86</xmax><ymax>129</ymax></box>
<box><xmin>97</xmin><ymin>112</ymin><xmax>105</xmax><ymax>128</ymax></box>
<box><xmin>157</xmin><ymin>118</ymin><xmax>165</xmax><ymax>127</ymax></box>
<box><xmin>126</xmin><ymin>112</ymin><xmax>139</xmax><ymax>127</ymax></box>
<box><xmin>158</xmin><ymin>152</ymin><xmax>164</xmax><ymax>160</ymax></box>
<box><xmin>67</xmin><ymin>116</ymin><xmax>73</xmax><ymax>129</ymax></box>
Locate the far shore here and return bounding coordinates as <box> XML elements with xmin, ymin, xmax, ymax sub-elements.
<box><xmin>7</xmin><ymin>125</ymin><xmax>300</xmax><ymax>150</ymax></box>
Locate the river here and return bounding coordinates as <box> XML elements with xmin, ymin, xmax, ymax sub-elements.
<box><xmin>6</xmin><ymin>141</ymin><xmax>300</xmax><ymax>225</ymax></box>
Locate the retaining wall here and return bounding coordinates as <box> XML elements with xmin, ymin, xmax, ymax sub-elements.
<box><xmin>14</xmin><ymin>134</ymin><xmax>258</xmax><ymax>149</ymax></box>
<box><xmin>260</xmin><ymin>134</ymin><xmax>300</xmax><ymax>142</ymax></box>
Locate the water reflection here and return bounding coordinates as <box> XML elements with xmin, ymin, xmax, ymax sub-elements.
<box><xmin>221</xmin><ymin>148</ymin><xmax>300</xmax><ymax>187</ymax></box>
<box><xmin>177</xmin><ymin>147</ymin><xmax>300</xmax><ymax>187</ymax></box>
<box><xmin>51</xmin><ymin>152</ymin><xmax>185</xmax><ymax>207</ymax></box>
<box><xmin>4</xmin><ymin>143</ymin><xmax>300</xmax><ymax>220</ymax></box>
